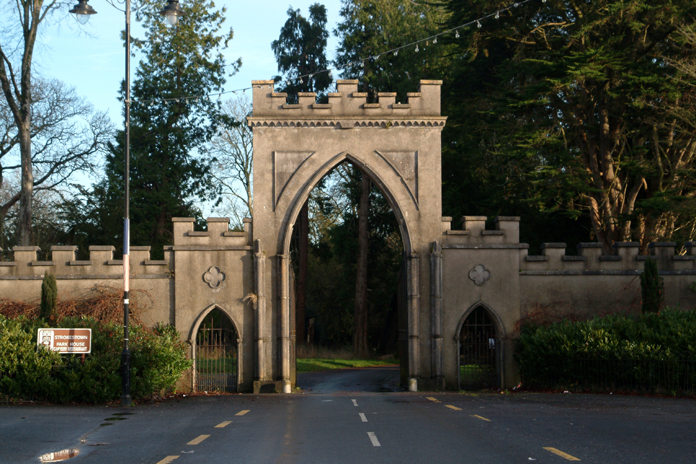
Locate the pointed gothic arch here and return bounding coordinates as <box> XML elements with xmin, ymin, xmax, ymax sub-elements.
<box><xmin>190</xmin><ymin>304</ymin><xmax>242</xmax><ymax>392</ymax></box>
<box><xmin>277</xmin><ymin>151</ymin><xmax>415</xmax><ymax>257</ymax></box>
<box><xmin>454</xmin><ymin>302</ymin><xmax>505</xmax><ymax>389</ymax></box>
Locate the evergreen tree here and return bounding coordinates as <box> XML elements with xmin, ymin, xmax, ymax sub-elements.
<box><xmin>272</xmin><ymin>3</ymin><xmax>331</xmax><ymax>102</ymax></box>
<box><xmin>86</xmin><ymin>0</ymin><xmax>239</xmax><ymax>257</ymax></box>
<box><xmin>640</xmin><ymin>258</ymin><xmax>664</xmax><ymax>314</ymax></box>
<box><xmin>334</xmin><ymin>0</ymin><xmax>449</xmax><ymax>100</ymax></box>
<box><xmin>40</xmin><ymin>272</ymin><xmax>57</xmax><ymax>321</ymax></box>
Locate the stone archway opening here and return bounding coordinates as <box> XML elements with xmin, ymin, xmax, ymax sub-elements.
<box><xmin>458</xmin><ymin>306</ymin><xmax>500</xmax><ymax>390</ymax></box>
<box><xmin>194</xmin><ymin>308</ymin><xmax>239</xmax><ymax>393</ymax></box>
<box><xmin>288</xmin><ymin>160</ymin><xmax>407</xmax><ymax>391</ymax></box>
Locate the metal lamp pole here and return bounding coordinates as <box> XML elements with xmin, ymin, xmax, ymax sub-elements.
<box><xmin>69</xmin><ymin>0</ymin><xmax>185</xmax><ymax>408</ymax></box>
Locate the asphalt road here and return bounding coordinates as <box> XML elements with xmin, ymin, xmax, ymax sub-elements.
<box><xmin>1</xmin><ymin>367</ymin><xmax>694</xmax><ymax>464</ymax></box>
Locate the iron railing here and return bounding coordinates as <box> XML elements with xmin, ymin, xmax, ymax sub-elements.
<box><xmin>460</xmin><ymin>339</ymin><xmax>499</xmax><ymax>390</ymax></box>
<box><xmin>195</xmin><ymin>324</ymin><xmax>237</xmax><ymax>392</ymax></box>
<box><xmin>521</xmin><ymin>353</ymin><xmax>696</xmax><ymax>396</ymax></box>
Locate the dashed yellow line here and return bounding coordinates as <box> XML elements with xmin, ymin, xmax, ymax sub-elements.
<box><xmin>426</xmin><ymin>397</ymin><xmax>440</xmax><ymax>403</ymax></box>
<box><xmin>236</xmin><ymin>409</ymin><xmax>250</xmax><ymax>416</ymax></box>
<box><xmin>156</xmin><ymin>456</ymin><xmax>179</xmax><ymax>464</ymax></box>
<box><xmin>471</xmin><ymin>415</ymin><xmax>491</xmax><ymax>422</ymax></box>
<box><xmin>445</xmin><ymin>405</ymin><xmax>462</xmax><ymax>411</ymax></box>
<box><xmin>215</xmin><ymin>421</ymin><xmax>232</xmax><ymax>428</ymax></box>
<box><xmin>544</xmin><ymin>447</ymin><xmax>580</xmax><ymax>461</ymax></box>
<box><xmin>187</xmin><ymin>435</ymin><xmax>210</xmax><ymax>445</ymax></box>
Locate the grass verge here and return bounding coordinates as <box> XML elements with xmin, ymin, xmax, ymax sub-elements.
<box><xmin>297</xmin><ymin>358</ymin><xmax>398</xmax><ymax>373</ymax></box>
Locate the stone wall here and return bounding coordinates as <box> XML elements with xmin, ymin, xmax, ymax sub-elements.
<box><xmin>0</xmin><ymin>244</ymin><xmax>172</xmax><ymax>328</ymax></box>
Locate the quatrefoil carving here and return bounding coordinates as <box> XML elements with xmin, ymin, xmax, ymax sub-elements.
<box><xmin>468</xmin><ymin>264</ymin><xmax>490</xmax><ymax>286</ymax></box>
<box><xmin>203</xmin><ymin>266</ymin><xmax>226</xmax><ymax>289</ymax></box>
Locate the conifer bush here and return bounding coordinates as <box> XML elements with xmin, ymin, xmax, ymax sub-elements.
<box><xmin>640</xmin><ymin>258</ymin><xmax>663</xmax><ymax>314</ymax></box>
<box><xmin>39</xmin><ymin>273</ymin><xmax>57</xmax><ymax>320</ymax></box>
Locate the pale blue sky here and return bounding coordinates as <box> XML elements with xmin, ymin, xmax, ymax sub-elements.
<box><xmin>37</xmin><ymin>0</ymin><xmax>344</xmax><ymax>123</ymax></box>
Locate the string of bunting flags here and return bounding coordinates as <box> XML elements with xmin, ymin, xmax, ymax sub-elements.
<box><xmin>130</xmin><ymin>0</ymin><xmax>539</xmax><ymax>108</ymax></box>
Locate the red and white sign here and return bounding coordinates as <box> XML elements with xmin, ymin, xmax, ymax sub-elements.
<box><xmin>37</xmin><ymin>328</ymin><xmax>92</xmax><ymax>354</ymax></box>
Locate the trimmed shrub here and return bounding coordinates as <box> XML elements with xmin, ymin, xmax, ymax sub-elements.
<box><xmin>515</xmin><ymin>309</ymin><xmax>696</xmax><ymax>393</ymax></box>
<box><xmin>0</xmin><ymin>315</ymin><xmax>191</xmax><ymax>403</ymax></box>
<box><xmin>39</xmin><ymin>273</ymin><xmax>57</xmax><ymax>320</ymax></box>
<box><xmin>640</xmin><ymin>258</ymin><xmax>663</xmax><ymax>314</ymax></box>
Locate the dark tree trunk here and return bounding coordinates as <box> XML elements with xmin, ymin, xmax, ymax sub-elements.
<box><xmin>353</xmin><ymin>173</ymin><xmax>370</xmax><ymax>357</ymax></box>
<box><xmin>17</xmin><ymin>122</ymin><xmax>33</xmax><ymax>246</ymax></box>
<box><xmin>296</xmin><ymin>201</ymin><xmax>308</xmax><ymax>345</ymax></box>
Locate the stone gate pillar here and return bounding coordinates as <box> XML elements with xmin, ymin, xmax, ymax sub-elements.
<box><xmin>430</xmin><ymin>241</ymin><xmax>444</xmax><ymax>389</ymax></box>
<box><xmin>278</xmin><ymin>253</ymin><xmax>292</xmax><ymax>393</ymax></box>
<box><xmin>407</xmin><ymin>252</ymin><xmax>420</xmax><ymax>390</ymax></box>
<box><xmin>253</xmin><ymin>239</ymin><xmax>266</xmax><ymax>384</ymax></box>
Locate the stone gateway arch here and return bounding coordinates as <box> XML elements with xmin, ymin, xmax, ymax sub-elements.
<box><xmin>248</xmin><ymin>79</ymin><xmax>447</xmax><ymax>393</ymax></box>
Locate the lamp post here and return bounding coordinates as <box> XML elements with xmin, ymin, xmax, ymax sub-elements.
<box><xmin>69</xmin><ymin>0</ymin><xmax>184</xmax><ymax>408</ymax></box>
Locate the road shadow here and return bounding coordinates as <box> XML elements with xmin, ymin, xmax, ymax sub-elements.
<box><xmin>297</xmin><ymin>366</ymin><xmax>401</xmax><ymax>393</ymax></box>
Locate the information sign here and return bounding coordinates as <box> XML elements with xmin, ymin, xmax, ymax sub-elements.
<box><xmin>37</xmin><ymin>328</ymin><xmax>92</xmax><ymax>354</ymax></box>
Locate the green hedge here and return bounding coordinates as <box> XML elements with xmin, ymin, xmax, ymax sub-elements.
<box><xmin>0</xmin><ymin>315</ymin><xmax>191</xmax><ymax>403</ymax></box>
<box><xmin>515</xmin><ymin>309</ymin><xmax>696</xmax><ymax>393</ymax></box>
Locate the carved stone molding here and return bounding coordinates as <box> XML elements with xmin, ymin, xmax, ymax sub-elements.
<box><xmin>468</xmin><ymin>264</ymin><xmax>490</xmax><ymax>286</ymax></box>
<box><xmin>203</xmin><ymin>266</ymin><xmax>226</xmax><ymax>289</ymax></box>
<box><xmin>247</xmin><ymin>118</ymin><xmax>447</xmax><ymax>129</ymax></box>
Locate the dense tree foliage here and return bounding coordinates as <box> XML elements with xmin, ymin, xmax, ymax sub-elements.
<box><xmin>441</xmin><ymin>0</ymin><xmax>696</xmax><ymax>253</ymax></box>
<box><xmin>334</xmin><ymin>0</ymin><xmax>449</xmax><ymax>100</ymax></box>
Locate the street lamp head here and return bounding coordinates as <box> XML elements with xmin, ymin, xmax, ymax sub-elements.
<box><xmin>69</xmin><ymin>0</ymin><xmax>97</xmax><ymax>25</ymax></box>
<box><xmin>160</xmin><ymin>0</ymin><xmax>185</xmax><ymax>26</ymax></box>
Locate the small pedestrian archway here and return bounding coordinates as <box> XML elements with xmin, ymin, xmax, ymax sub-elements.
<box><xmin>455</xmin><ymin>304</ymin><xmax>504</xmax><ymax>390</ymax></box>
<box><xmin>190</xmin><ymin>305</ymin><xmax>241</xmax><ymax>393</ymax></box>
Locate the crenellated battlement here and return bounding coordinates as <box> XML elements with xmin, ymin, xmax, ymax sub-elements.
<box><xmin>248</xmin><ymin>79</ymin><xmax>445</xmax><ymax>126</ymax></box>
<box><xmin>0</xmin><ymin>217</ymin><xmax>253</xmax><ymax>279</ymax></box>
<box><xmin>172</xmin><ymin>217</ymin><xmax>252</xmax><ymax>249</ymax></box>
<box><xmin>520</xmin><ymin>241</ymin><xmax>696</xmax><ymax>273</ymax></box>
<box><xmin>441</xmin><ymin>215</ymin><xmax>696</xmax><ymax>273</ymax></box>
<box><xmin>441</xmin><ymin>216</ymin><xmax>522</xmax><ymax>246</ymax></box>
<box><xmin>0</xmin><ymin>244</ymin><xmax>172</xmax><ymax>278</ymax></box>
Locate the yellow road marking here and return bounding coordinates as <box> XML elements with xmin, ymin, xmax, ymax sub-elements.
<box><xmin>445</xmin><ymin>405</ymin><xmax>462</xmax><ymax>411</ymax></box>
<box><xmin>156</xmin><ymin>456</ymin><xmax>179</xmax><ymax>464</ymax></box>
<box><xmin>236</xmin><ymin>409</ymin><xmax>250</xmax><ymax>416</ymax></box>
<box><xmin>426</xmin><ymin>397</ymin><xmax>440</xmax><ymax>403</ymax></box>
<box><xmin>187</xmin><ymin>435</ymin><xmax>210</xmax><ymax>445</ymax></box>
<box><xmin>544</xmin><ymin>447</ymin><xmax>580</xmax><ymax>461</ymax></box>
<box><xmin>471</xmin><ymin>415</ymin><xmax>491</xmax><ymax>422</ymax></box>
<box><xmin>215</xmin><ymin>421</ymin><xmax>232</xmax><ymax>428</ymax></box>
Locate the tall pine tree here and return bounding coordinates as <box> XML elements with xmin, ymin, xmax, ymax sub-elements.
<box><xmin>87</xmin><ymin>0</ymin><xmax>239</xmax><ymax>257</ymax></box>
<box><xmin>272</xmin><ymin>3</ymin><xmax>331</xmax><ymax>102</ymax></box>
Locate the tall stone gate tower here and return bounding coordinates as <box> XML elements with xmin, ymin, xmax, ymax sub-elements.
<box><xmin>249</xmin><ymin>79</ymin><xmax>447</xmax><ymax>392</ymax></box>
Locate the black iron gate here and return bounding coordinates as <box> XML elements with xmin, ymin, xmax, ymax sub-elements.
<box><xmin>459</xmin><ymin>306</ymin><xmax>499</xmax><ymax>390</ymax></box>
<box><xmin>195</xmin><ymin>311</ymin><xmax>237</xmax><ymax>392</ymax></box>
